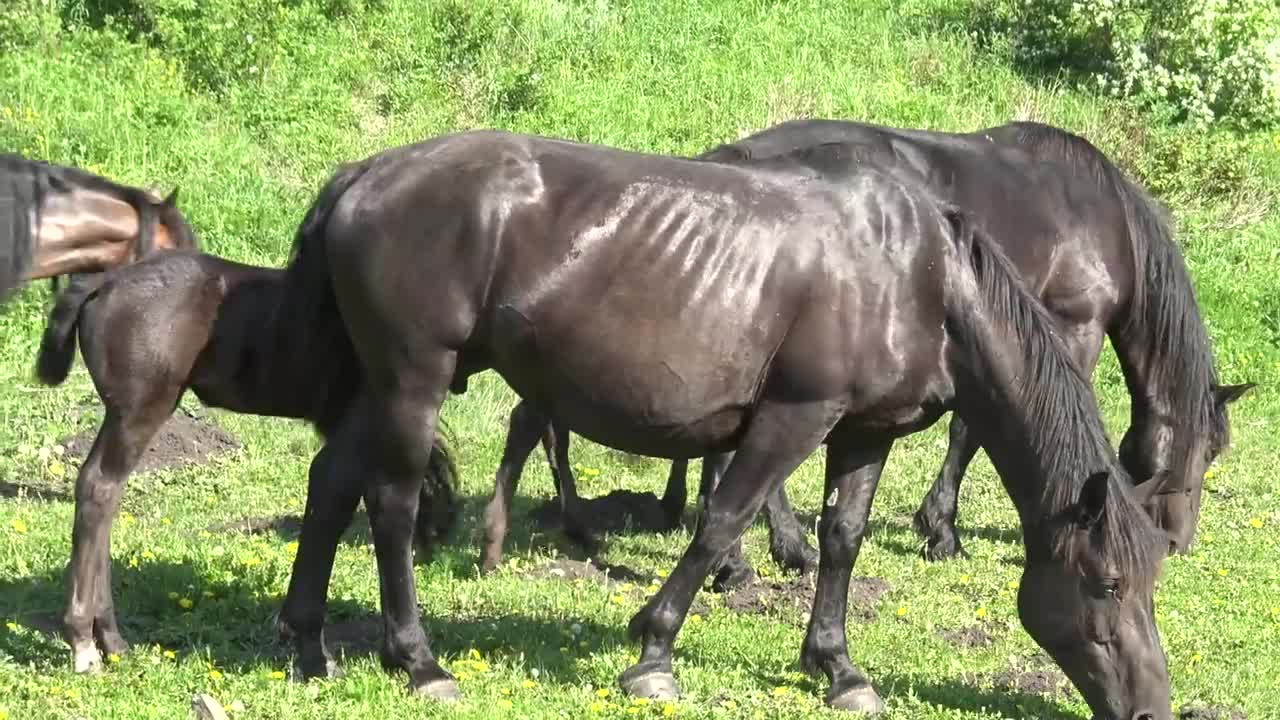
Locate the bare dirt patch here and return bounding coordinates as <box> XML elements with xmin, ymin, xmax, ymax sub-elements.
<box><xmin>61</xmin><ymin>409</ymin><xmax>240</xmax><ymax>475</ymax></box>
<box><xmin>937</xmin><ymin>624</ymin><xmax>996</xmax><ymax>649</ymax></box>
<box><xmin>965</xmin><ymin>652</ymin><xmax>1068</xmax><ymax>697</ymax></box>
<box><xmin>529</xmin><ymin>489</ymin><xmax>673</xmax><ymax>534</ymax></box>
<box><xmin>519</xmin><ymin>558</ymin><xmax>651</xmax><ymax>590</ymax></box>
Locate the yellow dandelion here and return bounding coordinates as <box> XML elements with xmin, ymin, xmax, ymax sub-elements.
<box><xmin>1217</xmin><ymin>568</ymin><xmax>1229</xmax><ymax>577</ymax></box>
<box><xmin>590</xmin><ymin>700</ymin><xmax>606</xmax><ymax>713</ymax></box>
<box><xmin>472</xmin><ymin>661</ymin><xmax>490</xmax><ymax>673</ymax></box>
<box><xmin>122</xmin><ymin>513</ymin><xmax>136</xmax><ymax>524</ymax></box>
<box><xmin>178</xmin><ymin>597</ymin><xmax>194</xmax><ymax>610</ymax></box>
<box><xmin>499</xmin><ymin>700</ymin><xmax>514</xmax><ymax>710</ymax></box>
<box><xmin>501</xmin><ymin>688</ymin><xmax>512</xmax><ymax>696</ymax></box>
<box><xmin>0</xmin><ymin>708</ymin><xmax>9</xmax><ymax>720</ymax></box>
<box><xmin>164</xmin><ymin>650</ymin><xmax>176</xmax><ymax>659</ymax></box>
<box><xmin>209</xmin><ymin>669</ymin><xmax>224</xmax><ymax>680</ymax></box>
<box><xmin>976</xmin><ymin>607</ymin><xmax>988</xmax><ymax>619</ymax></box>
<box><xmin>1006</xmin><ymin>580</ymin><xmax>1018</xmax><ymax>590</ymax></box>
<box><xmin>611</xmin><ymin>595</ymin><xmax>625</xmax><ymax>605</ymax></box>
<box><xmin>596</xmin><ymin>688</ymin><xmax>611</xmax><ymax>698</ymax></box>
<box><xmin>470</xmin><ymin>649</ymin><xmax>482</xmax><ymax>660</ymax></box>
<box><xmin>1248</xmin><ymin>517</ymin><xmax>1263</xmax><ymax>529</ymax></box>
<box><xmin>522</xmin><ymin>679</ymin><xmax>536</xmax><ymax>689</ymax></box>
<box><xmin>959</xmin><ymin>574</ymin><xmax>970</xmax><ymax>583</ymax></box>
<box><xmin>1204</xmin><ymin>468</ymin><xmax>1217</xmax><ymax>480</ymax></box>
<box><xmin>647</xmin><ymin>584</ymin><xmax>661</xmax><ymax>594</ymax></box>
<box><xmin>455</xmin><ymin>671</ymin><xmax>472</xmax><ymax>682</ymax></box>
<box><xmin>142</xmin><ymin>550</ymin><xmax>156</xmax><ymax>561</ymax></box>
<box><xmin>162</xmin><ymin>517</ymin><xmax>172</xmax><ymax>525</ymax></box>
<box><xmin>632</xmin><ymin>697</ymin><xmax>651</xmax><ymax>706</ymax></box>
<box><xmin>627</xmin><ymin>709</ymin><xmax>639</xmax><ymax>716</ymax></box>
<box><xmin>1190</xmin><ymin>652</ymin><xmax>1203</xmax><ymax>664</ymax></box>
<box><xmin>772</xmin><ymin>686</ymin><xmax>789</xmax><ymax>696</ymax></box>
<box><xmin>688</xmin><ymin>614</ymin><xmax>702</xmax><ymax>624</ymax></box>
<box><xmin>896</xmin><ymin>605</ymin><xmax>908</xmax><ymax>617</ymax></box>
<box><xmin>108</xmin><ymin>653</ymin><xmax>121</xmax><ymax>663</ymax></box>
<box><xmin>662</xmin><ymin>703</ymin><xmax>677</xmax><ymax>716</ymax></box>
<box><xmin>269</xmin><ymin>670</ymin><xmax>285</xmax><ymax>680</ymax></box>
<box><xmin>5</xmin><ymin>622</ymin><xmax>17</xmax><ymax>632</ymax></box>
<box><xmin>10</xmin><ymin>519</ymin><xmax>28</xmax><ymax>534</ymax></box>
<box><xmin>656</xmin><ymin>570</ymin><xmax>668</xmax><ymax>579</ymax></box>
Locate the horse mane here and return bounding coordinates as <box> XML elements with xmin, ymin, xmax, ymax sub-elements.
<box><xmin>1002</xmin><ymin>121</ymin><xmax>1226</xmax><ymax>456</ymax></box>
<box><xmin>952</xmin><ymin>208</ymin><xmax>1161</xmax><ymax>591</ymax></box>
<box><xmin>0</xmin><ymin>154</ymin><xmax>40</xmax><ymax>300</ymax></box>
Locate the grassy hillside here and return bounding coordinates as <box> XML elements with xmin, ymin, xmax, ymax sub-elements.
<box><xmin>1</xmin><ymin>0</ymin><xmax>1278</xmax><ymax>718</ymax></box>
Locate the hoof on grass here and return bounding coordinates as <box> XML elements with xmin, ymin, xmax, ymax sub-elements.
<box><xmin>413</xmin><ymin>678</ymin><xmax>462</xmax><ymax>703</ymax></box>
<box><xmin>620</xmin><ymin>671</ymin><xmax>679</xmax><ymax>701</ymax></box>
<box><xmin>827</xmin><ymin>685</ymin><xmax>885</xmax><ymax>715</ymax></box>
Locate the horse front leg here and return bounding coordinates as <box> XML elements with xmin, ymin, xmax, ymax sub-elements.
<box><xmin>620</xmin><ymin>400</ymin><xmax>837</xmax><ymax>701</ymax></box>
<box><xmin>480</xmin><ymin>399</ymin><xmax>547</xmax><ymax>572</ymax></box>
<box><xmin>912</xmin><ymin>413</ymin><xmax>977</xmax><ymax>560</ymax></box>
<box><xmin>800</xmin><ymin>437</ymin><xmax>893</xmax><ymax>713</ymax></box>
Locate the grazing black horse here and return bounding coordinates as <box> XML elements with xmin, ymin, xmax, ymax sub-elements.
<box><xmin>33</xmin><ymin>250</ymin><xmax>458</xmax><ymax>674</ymax></box>
<box><xmin>0</xmin><ymin>153</ymin><xmax>198</xmax><ymax>303</ymax></box>
<box><xmin>482</xmin><ymin>119</ymin><xmax>1253</xmax><ymax>579</ymax></box>
<box><xmin>272</xmin><ymin>130</ymin><xmax>1174</xmax><ymax>718</ymax></box>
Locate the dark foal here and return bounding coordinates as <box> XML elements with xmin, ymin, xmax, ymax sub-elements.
<box><xmin>34</xmin><ymin>249</ymin><xmax>458</xmax><ymax>674</ymax></box>
<box><xmin>481</xmin><ymin>119</ymin><xmax>1253</xmax><ymax>581</ymax></box>
<box><xmin>273</xmin><ymin>130</ymin><xmax>1174</xmax><ymax>718</ymax></box>
<box><xmin>1</xmin><ymin>152</ymin><xmax>198</xmax><ymax>302</ymax></box>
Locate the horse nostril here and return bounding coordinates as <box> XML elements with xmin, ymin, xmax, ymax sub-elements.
<box><xmin>1132</xmin><ymin>713</ymin><xmax>1155</xmax><ymax>720</ymax></box>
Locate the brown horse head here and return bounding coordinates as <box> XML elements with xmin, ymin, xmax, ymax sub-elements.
<box><xmin>1</xmin><ymin>153</ymin><xmax>199</xmax><ymax>299</ymax></box>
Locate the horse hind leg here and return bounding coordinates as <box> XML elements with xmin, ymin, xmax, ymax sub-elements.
<box><xmin>546</xmin><ymin>417</ymin><xmax>599</xmax><ymax>556</ymax></box>
<box><xmin>480</xmin><ymin>400</ymin><xmax>548</xmax><ymax>572</ymax></box>
<box><xmin>762</xmin><ymin>476</ymin><xmax>818</xmax><ymax>575</ymax></box>
<box><xmin>912</xmin><ymin>413</ymin><xmax>978</xmax><ymax>561</ymax></box>
<box><xmin>277</xmin><ymin>434</ymin><xmax>363</xmax><ymax>681</ymax></box>
<box><xmin>658</xmin><ymin>459</ymin><xmax>689</xmax><ymax>531</ymax></box>
<box><xmin>63</xmin><ymin>398</ymin><xmax>174</xmax><ymax>673</ymax></box>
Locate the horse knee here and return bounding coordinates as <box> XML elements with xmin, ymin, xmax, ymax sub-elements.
<box><xmin>821</xmin><ymin>517</ymin><xmax>865</xmax><ymax>559</ymax></box>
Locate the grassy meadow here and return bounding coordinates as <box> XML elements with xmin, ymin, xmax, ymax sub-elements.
<box><xmin>2</xmin><ymin>0</ymin><xmax>1279</xmax><ymax>718</ymax></box>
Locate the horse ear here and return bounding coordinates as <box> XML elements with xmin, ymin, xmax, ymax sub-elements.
<box><xmin>1076</xmin><ymin>471</ymin><xmax>1110</xmax><ymax>528</ymax></box>
<box><xmin>1213</xmin><ymin>382</ymin><xmax>1256</xmax><ymax>407</ymax></box>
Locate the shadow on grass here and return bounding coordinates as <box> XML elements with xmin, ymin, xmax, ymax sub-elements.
<box><xmin>0</xmin><ymin>559</ymin><xmax>629</xmax><ymax>682</ymax></box>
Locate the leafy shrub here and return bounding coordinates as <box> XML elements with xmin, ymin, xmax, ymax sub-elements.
<box><xmin>1006</xmin><ymin>0</ymin><xmax>1280</xmax><ymax>128</ymax></box>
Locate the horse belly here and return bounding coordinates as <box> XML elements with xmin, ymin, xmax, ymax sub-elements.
<box><xmin>485</xmin><ymin>303</ymin><xmax>773</xmax><ymax>458</ymax></box>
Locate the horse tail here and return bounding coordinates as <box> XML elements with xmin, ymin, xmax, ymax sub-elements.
<box><xmin>35</xmin><ymin>273</ymin><xmax>107</xmax><ymax>386</ymax></box>
<box><xmin>282</xmin><ymin>159</ymin><xmax>464</xmax><ymax>544</ymax></box>
<box><xmin>414</xmin><ymin>419</ymin><xmax>461</xmax><ymax>561</ymax></box>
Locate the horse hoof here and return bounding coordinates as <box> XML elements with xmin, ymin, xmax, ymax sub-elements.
<box><xmin>827</xmin><ymin>685</ymin><xmax>885</xmax><ymax>715</ymax></box>
<box><xmin>620</xmin><ymin>671</ymin><xmax>679</xmax><ymax>701</ymax></box>
<box><xmin>292</xmin><ymin>658</ymin><xmax>343</xmax><ymax>681</ymax></box>
<box><xmin>72</xmin><ymin>646</ymin><xmax>103</xmax><ymax>674</ymax></box>
<box><xmin>413</xmin><ymin>678</ymin><xmax>462</xmax><ymax>702</ymax></box>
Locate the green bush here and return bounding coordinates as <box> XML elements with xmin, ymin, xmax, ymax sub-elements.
<box><xmin>1007</xmin><ymin>0</ymin><xmax>1280</xmax><ymax>128</ymax></box>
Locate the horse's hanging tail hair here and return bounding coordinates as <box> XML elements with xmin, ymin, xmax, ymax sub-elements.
<box><xmin>34</xmin><ymin>273</ymin><xmax>108</xmax><ymax>386</ymax></box>
<box><xmin>278</xmin><ymin>158</ymin><xmax>463</xmax><ymax>551</ymax></box>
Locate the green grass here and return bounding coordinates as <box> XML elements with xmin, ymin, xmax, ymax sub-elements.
<box><xmin>2</xmin><ymin>0</ymin><xmax>1279</xmax><ymax>718</ymax></box>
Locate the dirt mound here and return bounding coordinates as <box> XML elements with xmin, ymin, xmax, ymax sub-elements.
<box><xmin>61</xmin><ymin>409</ymin><xmax>240</xmax><ymax>475</ymax></box>
<box><xmin>1179</xmin><ymin>704</ymin><xmax>1248</xmax><ymax>720</ymax></box>
<box><xmin>965</xmin><ymin>653</ymin><xmax>1067</xmax><ymax>697</ymax></box>
<box><xmin>937</xmin><ymin>624</ymin><xmax>996</xmax><ymax>649</ymax></box>
<box><xmin>529</xmin><ymin>489</ymin><xmax>674</xmax><ymax>534</ymax></box>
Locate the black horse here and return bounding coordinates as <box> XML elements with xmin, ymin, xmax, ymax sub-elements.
<box><xmin>34</xmin><ymin>251</ymin><xmax>458</xmax><ymax>674</ymax></box>
<box><xmin>271</xmin><ymin>130</ymin><xmax>1174</xmax><ymax>718</ymax></box>
<box><xmin>1</xmin><ymin>153</ymin><xmax>198</xmax><ymax>303</ymax></box>
<box><xmin>481</xmin><ymin>119</ymin><xmax>1253</xmax><ymax>581</ymax></box>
